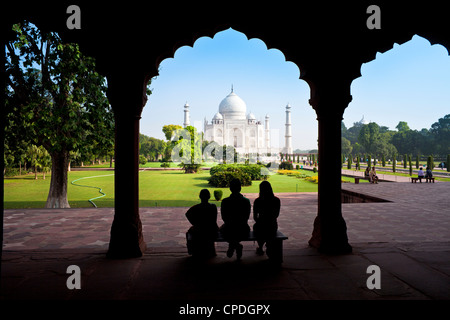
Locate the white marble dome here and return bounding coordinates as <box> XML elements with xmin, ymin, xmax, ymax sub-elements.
<box><xmin>218</xmin><ymin>91</ymin><xmax>247</xmax><ymax>120</ymax></box>
<box><xmin>212</xmin><ymin>112</ymin><xmax>223</xmax><ymax>120</ymax></box>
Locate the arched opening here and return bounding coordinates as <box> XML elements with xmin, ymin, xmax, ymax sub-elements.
<box><xmin>343</xmin><ymin>34</ymin><xmax>450</xmax><ymax>243</ymax></box>
<box><xmin>138</xmin><ymin>28</ymin><xmax>315</xmax><ymax>250</ymax></box>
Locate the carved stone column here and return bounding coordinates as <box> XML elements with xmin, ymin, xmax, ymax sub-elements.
<box><xmin>307</xmin><ymin>82</ymin><xmax>353</xmax><ymax>254</ymax></box>
<box><xmin>106</xmin><ymin>73</ymin><xmax>149</xmax><ymax>258</ymax></box>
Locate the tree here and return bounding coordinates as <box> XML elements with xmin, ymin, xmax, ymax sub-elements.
<box><xmin>409</xmin><ymin>155</ymin><xmax>412</xmax><ymax>176</ymax></box>
<box><xmin>427</xmin><ymin>155</ymin><xmax>434</xmax><ymax>171</ymax></box>
<box><xmin>430</xmin><ymin>114</ymin><xmax>450</xmax><ymax>155</ymax></box>
<box><xmin>27</xmin><ymin>145</ymin><xmax>42</xmax><ymax>180</ymax></box>
<box><xmin>37</xmin><ymin>146</ymin><xmax>52</xmax><ymax>180</ymax></box>
<box><xmin>139</xmin><ymin>134</ymin><xmax>166</xmax><ymax>161</ymax></box>
<box><xmin>171</xmin><ymin>126</ymin><xmax>203</xmax><ymax>173</ymax></box>
<box><xmin>341</xmin><ymin>137</ymin><xmax>352</xmax><ymax>155</ymax></box>
<box><xmin>358</xmin><ymin>123</ymin><xmax>381</xmax><ymax>154</ymax></box>
<box><xmin>6</xmin><ymin>22</ymin><xmax>115</xmax><ymax>208</ymax></box>
<box><xmin>162</xmin><ymin>124</ymin><xmax>183</xmax><ymax>141</ymax></box>
<box><xmin>396</xmin><ymin>121</ymin><xmax>410</xmax><ymax>132</ymax></box>
<box><xmin>392</xmin><ymin>154</ymin><xmax>396</xmax><ymax>173</ymax></box>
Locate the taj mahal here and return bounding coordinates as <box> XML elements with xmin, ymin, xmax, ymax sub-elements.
<box><xmin>182</xmin><ymin>88</ymin><xmax>293</xmax><ymax>156</ymax></box>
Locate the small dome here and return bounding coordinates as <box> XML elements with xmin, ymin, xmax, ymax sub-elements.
<box><xmin>247</xmin><ymin>112</ymin><xmax>256</xmax><ymax>120</ymax></box>
<box><xmin>218</xmin><ymin>91</ymin><xmax>247</xmax><ymax>120</ymax></box>
<box><xmin>359</xmin><ymin>115</ymin><xmax>370</xmax><ymax>125</ymax></box>
<box><xmin>213</xmin><ymin>112</ymin><xmax>223</xmax><ymax>120</ymax></box>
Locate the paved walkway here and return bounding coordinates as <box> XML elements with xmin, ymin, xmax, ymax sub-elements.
<box><xmin>1</xmin><ymin>182</ymin><xmax>449</xmax><ymax>302</ymax></box>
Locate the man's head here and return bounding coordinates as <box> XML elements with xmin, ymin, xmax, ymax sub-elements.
<box><xmin>229</xmin><ymin>178</ymin><xmax>241</xmax><ymax>193</ymax></box>
<box><xmin>199</xmin><ymin>189</ymin><xmax>210</xmax><ymax>202</ymax></box>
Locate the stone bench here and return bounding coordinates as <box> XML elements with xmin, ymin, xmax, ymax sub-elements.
<box><xmin>411</xmin><ymin>177</ymin><xmax>435</xmax><ymax>183</ymax></box>
<box><xmin>187</xmin><ymin>230</ymin><xmax>288</xmax><ymax>263</ymax></box>
<box><xmin>354</xmin><ymin>177</ymin><xmax>370</xmax><ymax>184</ymax></box>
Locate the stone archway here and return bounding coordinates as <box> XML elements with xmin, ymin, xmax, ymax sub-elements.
<box><xmin>2</xmin><ymin>2</ymin><xmax>450</xmax><ymax>259</ymax></box>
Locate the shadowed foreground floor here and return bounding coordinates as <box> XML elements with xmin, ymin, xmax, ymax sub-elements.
<box><xmin>1</xmin><ymin>182</ymin><xmax>449</xmax><ymax>307</ymax></box>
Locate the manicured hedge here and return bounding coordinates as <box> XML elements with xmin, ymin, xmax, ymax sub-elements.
<box><xmin>208</xmin><ymin>164</ymin><xmax>268</xmax><ymax>187</ymax></box>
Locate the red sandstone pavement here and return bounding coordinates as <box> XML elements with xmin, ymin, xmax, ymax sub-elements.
<box><xmin>3</xmin><ymin>184</ymin><xmax>449</xmax><ymax>251</ymax></box>
<box><xmin>1</xmin><ymin>182</ymin><xmax>449</xmax><ymax>301</ymax></box>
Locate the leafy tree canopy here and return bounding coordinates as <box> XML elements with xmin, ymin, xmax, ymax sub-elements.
<box><xmin>5</xmin><ymin>21</ymin><xmax>115</xmax><ymax>207</ymax></box>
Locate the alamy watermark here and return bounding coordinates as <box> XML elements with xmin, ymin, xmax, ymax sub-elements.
<box><xmin>66</xmin><ymin>265</ymin><xmax>81</xmax><ymax>290</ymax></box>
<box><xmin>366</xmin><ymin>265</ymin><xmax>381</xmax><ymax>289</ymax></box>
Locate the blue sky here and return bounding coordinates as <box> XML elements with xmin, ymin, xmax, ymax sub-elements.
<box><xmin>140</xmin><ymin>28</ymin><xmax>450</xmax><ymax>151</ymax></box>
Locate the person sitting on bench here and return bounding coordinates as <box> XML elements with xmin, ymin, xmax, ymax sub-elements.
<box><xmin>220</xmin><ymin>178</ymin><xmax>251</xmax><ymax>260</ymax></box>
<box><xmin>253</xmin><ymin>181</ymin><xmax>280</xmax><ymax>258</ymax></box>
<box><xmin>418</xmin><ymin>167</ymin><xmax>425</xmax><ymax>182</ymax></box>
<box><xmin>425</xmin><ymin>167</ymin><xmax>433</xmax><ymax>181</ymax></box>
<box><xmin>185</xmin><ymin>189</ymin><xmax>219</xmax><ymax>258</ymax></box>
<box><xmin>364</xmin><ymin>166</ymin><xmax>371</xmax><ymax>182</ymax></box>
<box><xmin>370</xmin><ymin>167</ymin><xmax>379</xmax><ymax>184</ymax></box>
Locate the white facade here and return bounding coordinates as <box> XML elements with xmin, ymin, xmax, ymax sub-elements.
<box><xmin>203</xmin><ymin>89</ymin><xmax>270</xmax><ymax>155</ymax></box>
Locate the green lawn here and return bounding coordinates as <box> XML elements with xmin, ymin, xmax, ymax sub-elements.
<box><xmin>4</xmin><ymin>169</ymin><xmax>321</xmax><ymax>209</ymax></box>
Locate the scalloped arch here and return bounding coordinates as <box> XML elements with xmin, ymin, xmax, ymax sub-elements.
<box><xmin>154</xmin><ymin>26</ymin><xmax>304</xmax><ymax>83</ymax></box>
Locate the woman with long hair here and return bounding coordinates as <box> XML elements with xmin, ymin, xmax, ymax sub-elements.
<box><xmin>253</xmin><ymin>181</ymin><xmax>280</xmax><ymax>257</ymax></box>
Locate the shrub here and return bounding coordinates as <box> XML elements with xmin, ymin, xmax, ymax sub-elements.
<box><xmin>178</xmin><ymin>162</ymin><xmax>202</xmax><ymax>173</ymax></box>
<box><xmin>213</xmin><ymin>190</ymin><xmax>223</xmax><ymax>201</ymax></box>
<box><xmin>409</xmin><ymin>155</ymin><xmax>412</xmax><ymax>176</ymax></box>
<box><xmin>208</xmin><ymin>170</ymin><xmax>251</xmax><ymax>187</ymax></box>
<box><xmin>277</xmin><ymin>170</ymin><xmax>307</xmax><ymax>179</ymax></box>
<box><xmin>279</xmin><ymin>161</ymin><xmax>293</xmax><ymax>170</ymax></box>
<box><xmin>160</xmin><ymin>162</ymin><xmax>170</xmax><ymax>168</ymax></box>
<box><xmin>139</xmin><ymin>155</ymin><xmax>147</xmax><ymax>165</ymax></box>
<box><xmin>305</xmin><ymin>176</ymin><xmax>319</xmax><ymax>184</ymax></box>
<box><xmin>392</xmin><ymin>154</ymin><xmax>396</xmax><ymax>173</ymax></box>
<box><xmin>208</xmin><ymin>164</ymin><xmax>264</xmax><ymax>187</ymax></box>
<box><xmin>427</xmin><ymin>155</ymin><xmax>434</xmax><ymax>171</ymax></box>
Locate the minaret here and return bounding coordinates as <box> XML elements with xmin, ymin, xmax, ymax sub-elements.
<box><xmin>284</xmin><ymin>103</ymin><xmax>292</xmax><ymax>154</ymax></box>
<box><xmin>183</xmin><ymin>102</ymin><xmax>190</xmax><ymax>128</ymax></box>
<box><xmin>265</xmin><ymin>114</ymin><xmax>270</xmax><ymax>153</ymax></box>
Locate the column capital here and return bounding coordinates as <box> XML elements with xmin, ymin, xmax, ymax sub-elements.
<box><xmin>106</xmin><ymin>70</ymin><xmax>153</xmax><ymax>118</ymax></box>
<box><xmin>308</xmin><ymin>83</ymin><xmax>353</xmax><ymax>120</ymax></box>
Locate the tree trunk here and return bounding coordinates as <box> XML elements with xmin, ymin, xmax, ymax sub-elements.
<box><xmin>46</xmin><ymin>151</ymin><xmax>70</xmax><ymax>208</ymax></box>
